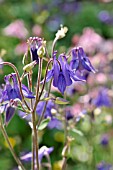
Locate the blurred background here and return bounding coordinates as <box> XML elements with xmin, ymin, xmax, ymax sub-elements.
<box><xmin>0</xmin><ymin>0</ymin><xmax>113</xmax><ymax>169</ymax></box>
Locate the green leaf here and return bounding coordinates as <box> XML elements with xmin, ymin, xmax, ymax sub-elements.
<box><xmin>38</xmin><ymin>117</ymin><xmax>51</xmax><ymax>131</ymax></box>
<box><xmin>40</xmin><ymin>97</ymin><xmax>51</xmax><ymax>101</ymax></box>
<box><xmin>17</xmin><ymin>105</ymin><xmax>25</xmax><ymax>112</ymax></box>
<box><xmin>71</xmin><ymin>128</ymin><xmax>84</xmax><ymax>136</ymax></box>
<box><xmin>55</xmin><ymin>97</ymin><xmax>69</xmax><ymax>105</ymax></box>
<box><xmin>17</xmin><ymin>105</ymin><xmax>30</xmax><ymax>114</ymax></box>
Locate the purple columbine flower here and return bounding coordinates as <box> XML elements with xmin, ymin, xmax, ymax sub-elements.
<box><xmin>93</xmin><ymin>88</ymin><xmax>112</xmax><ymax>108</ymax></box>
<box><xmin>2</xmin><ymin>73</ymin><xmax>35</xmax><ymax>101</ymax></box>
<box><xmin>36</xmin><ymin>99</ymin><xmax>62</xmax><ymax>129</ymax></box>
<box><xmin>29</xmin><ymin>37</ymin><xmax>42</xmax><ymax>62</ymax></box>
<box><xmin>45</xmin><ymin>52</ymin><xmax>85</xmax><ymax>94</ymax></box>
<box><xmin>20</xmin><ymin>146</ymin><xmax>54</xmax><ymax>163</ymax></box>
<box><xmin>0</xmin><ymin>73</ymin><xmax>34</xmax><ymax>125</ymax></box>
<box><xmin>70</xmin><ymin>47</ymin><xmax>96</xmax><ymax>74</ymax></box>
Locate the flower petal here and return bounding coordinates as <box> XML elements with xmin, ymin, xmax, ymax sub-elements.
<box><xmin>31</xmin><ymin>48</ymin><xmax>39</xmax><ymax>62</ymax></box>
<box><xmin>5</xmin><ymin>105</ymin><xmax>15</xmax><ymax>125</ymax></box>
<box><xmin>78</xmin><ymin>47</ymin><xmax>96</xmax><ymax>73</ymax></box>
<box><xmin>57</xmin><ymin>72</ymin><xmax>66</xmax><ymax>94</ymax></box>
<box><xmin>70</xmin><ymin>70</ymin><xmax>86</xmax><ymax>82</ymax></box>
<box><xmin>22</xmin><ymin>84</ymin><xmax>35</xmax><ymax>99</ymax></box>
<box><xmin>70</xmin><ymin>59</ymin><xmax>79</xmax><ymax>71</ymax></box>
<box><xmin>53</xmin><ymin>60</ymin><xmax>60</xmax><ymax>87</ymax></box>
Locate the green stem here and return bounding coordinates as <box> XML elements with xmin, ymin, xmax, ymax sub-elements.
<box><xmin>38</xmin><ymin>59</ymin><xmax>53</xmax><ymax>100</ymax></box>
<box><xmin>51</xmin><ymin>37</ymin><xmax>58</xmax><ymax>57</ymax></box>
<box><xmin>27</xmin><ymin>72</ymin><xmax>35</xmax><ymax>170</ymax></box>
<box><xmin>62</xmin><ymin>157</ymin><xmax>67</xmax><ymax>170</ymax></box>
<box><xmin>62</xmin><ymin>93</ymin><xmax>68</xmax><ymax>170</ymax></box>
<box><xmin>31</xmin><ymin>111</ymin><xmax>39</xmax><ymax>170</ymax></box>
<box><xmin>33</xmin><ymin>58</ymin><xmax>43</xmax><ymax>113</ymax></box>
<box><xmin>0</xmin><ymin>115</ymin><xmax>26</xmax><ymax>170</ymax></box>
<box><xmin>37</xmin><ymin>79</ymin><xmax>52</xmax><ymax>127</ymax></box>
<box><xmin>32</xmin><ymin>58</ymin><xmax>43</xmax><ymax>170</ymax></box>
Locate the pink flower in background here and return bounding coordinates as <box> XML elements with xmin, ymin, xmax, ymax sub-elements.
<box><xmin>74</xmin><ymin>27</ymin><xmax>103</xmax><ymax>54</ymax></box>
<box><xmin>15</xmin><ymin>42</ymin><xmax>27</xmax><ymax>55</ymax></box>
<box><xmin>98</xmin><ymin>40</ymin><xmax>113</xmax><ymax>54</ymax></box>
<box><xmin>3</xmin><ymin>20</ymin><xmax>28</xmax><ymax>39</ymax></box>
<box><xmin>32</xmin><ymin>24</ymin><xmax>42</xmax><ymax>37</ymax></box>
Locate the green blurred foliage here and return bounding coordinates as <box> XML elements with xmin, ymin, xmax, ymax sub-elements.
<box><xmin>0</xmin><ymin>0</ymin><xmax>113</xmax><ymax>170</ymax></box>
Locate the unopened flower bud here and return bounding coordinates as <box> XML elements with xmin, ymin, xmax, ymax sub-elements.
<box><xmin>23</xmin><ymin>60</ymin><xmax>37</xmax><ymax>73</ymax></box>
<box><xmin>37</xmin><ymin>45</ymin><xmax>45</xmax><ymax>58</ymax></box>
<box><xmin>56</xmin><ymin>25</ymin><xmax>68</xmax><ymax>40</ymax></box>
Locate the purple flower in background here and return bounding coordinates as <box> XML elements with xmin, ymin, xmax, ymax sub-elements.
<box><xmin>70</xmin><ymin>47</ymin><xmax>96</xmax><ymax>74</ymax></box>
<box><xmin>100</xmin><ymin>134</ymin><xmax>109</xmax><ymax>146</ymax></box>
<box><xmin>47</xmin><ymin>15</ymin><xmax>63</xmax><ymax>32</ymax></box>
<box><xmin>21</xmin><ymin>146</ymin><xmax>54</xmax><ymax>163</ymax></box>
<box><xmin>65</xmin><ymin>107</ymin><xmax>74</xmax><ymax>120</ymax></box>
<box><xmin>36</xmin><ymin>99</ymin><xmax>62</xmax><ymax>129</ymax></box>
<box><xmin>38</xmin><ymin>146</ymin><xmax>54</xmax><ymax>163</ymax></box>
<box><xmin>48</xmin><ymin>118</ymin><xmax>62</xmax><ymax>129</ymax></box>
<box><xmin>60</xmin><ymin>1</ymin><xmax>81</xmax><ymax>14</ymax></box>
<box><xmin>93</xmin><ymin>88</ymin><xmax>112</xmax><ymax>108</ymax></box>
<box><xmin>97</xmin><ymin>162</ymin><xmax>112</xmax><ymax>170</ymax></box>
<box><xmin>98</xmin><ymin>11</ymin><xmax>113</xmax><ymax>25</ymax></box>
<box><xmin>36</xmin><ymin>100</ymin><xmax>55</xmax><ymax>117</ymax></box>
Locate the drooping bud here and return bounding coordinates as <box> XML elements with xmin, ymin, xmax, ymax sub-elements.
<box><xmin>23</xmin><ymin>60</ymin><xmax>37</xmax><ymax>73</ymax></box>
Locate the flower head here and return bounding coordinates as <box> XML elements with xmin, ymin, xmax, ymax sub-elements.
<box><xmin>28</xmin><ymin>37</ymin><xmax>45</xmax><ymax>62</ymax></box>
<box><xmin>45</xmin><ymin>52</ymin><xmax>85</xmax><ymax>94</ymax></box>
<box><xmin>70</xmin><ymin>47</ymin><xmax>96</xmax><ymax>74</ymax></box>
<box><xmin>36</xmin><ymin>99</ymin><xmax>61</xmax><ymax>129</ymax></box>
<box><xmin>0</xmin><ymin>73</ymin><xmax>34</xmax><ymax>125</ymax></box>
<box><xmin>93</xmin><ymin>88</ymin><xmax>112</xmax><ymax>108</ymax></box>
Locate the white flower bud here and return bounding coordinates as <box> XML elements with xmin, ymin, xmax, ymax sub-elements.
<box><xmin>55</xmin><ymin>26</ymin><xmax>68</xmax><ymax>40</ymax></box>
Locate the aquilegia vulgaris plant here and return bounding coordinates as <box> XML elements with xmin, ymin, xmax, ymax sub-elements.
<box><xmin>0</xmin><ymin>26</ymin><xmax>96</xmax><ymax>170</ymax></box>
